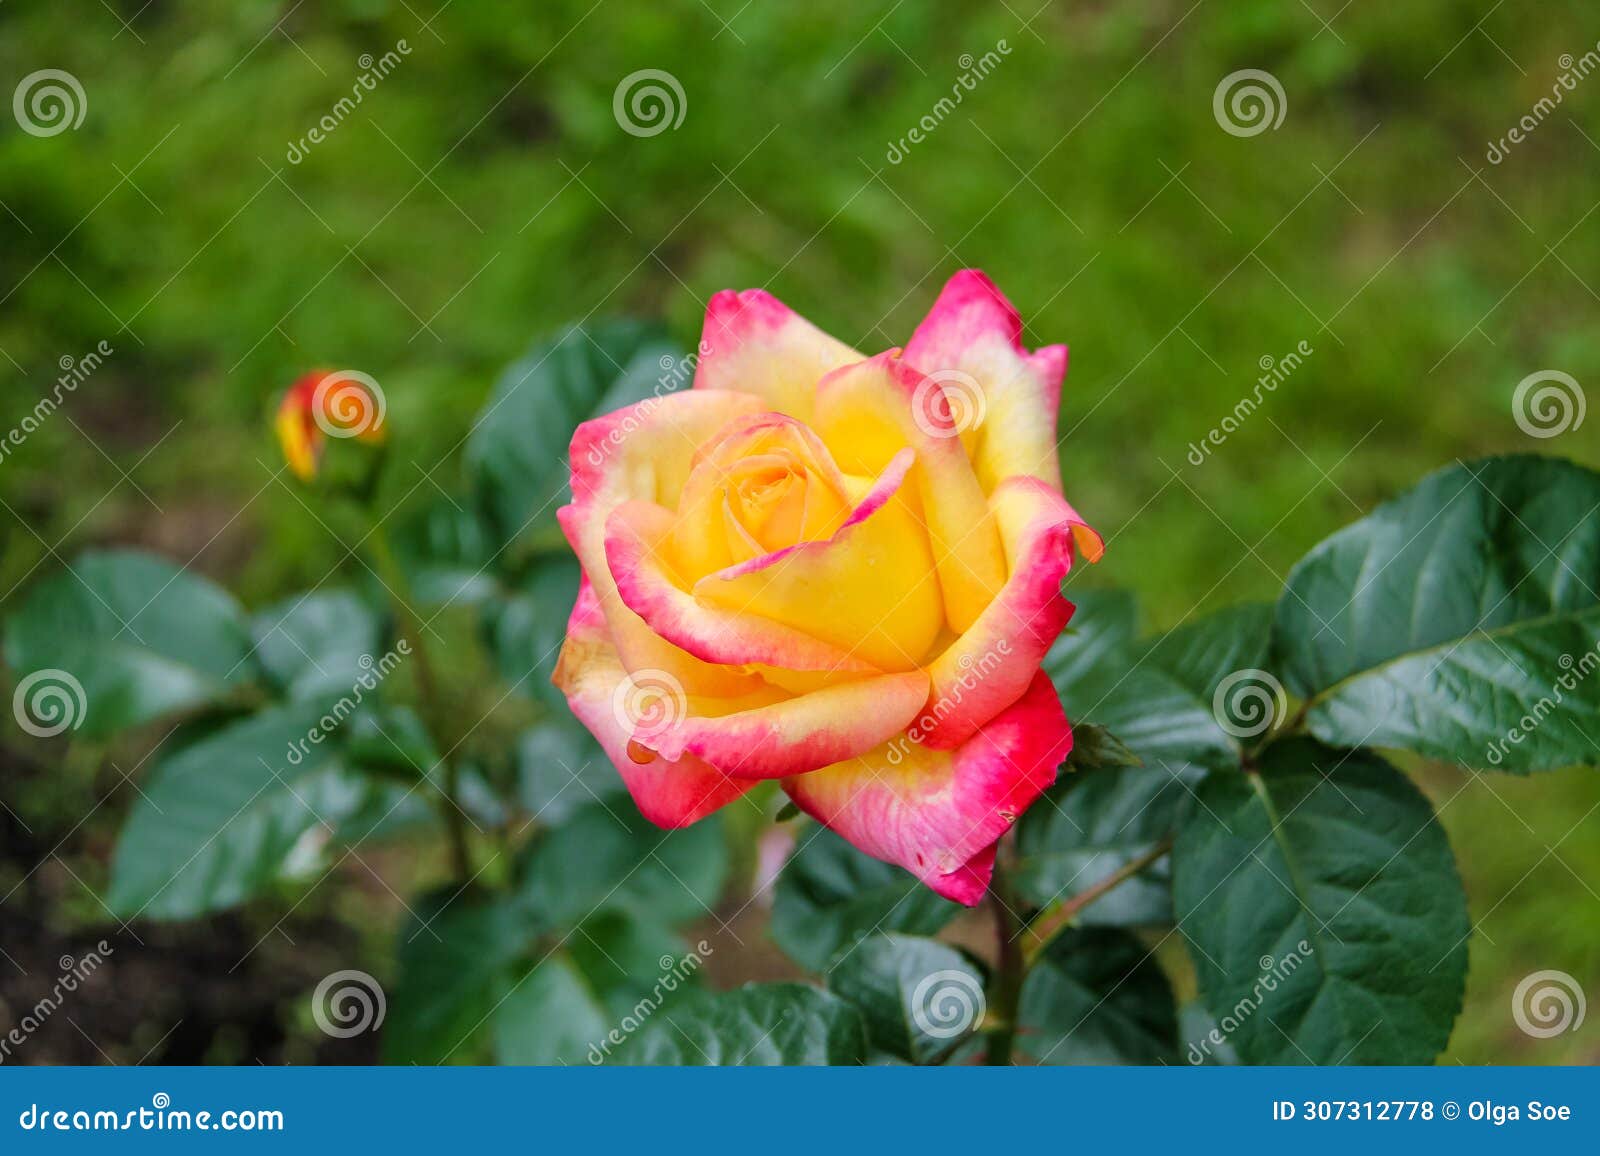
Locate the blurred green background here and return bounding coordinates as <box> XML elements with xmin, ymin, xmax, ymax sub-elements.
<box><xmin>1</xmin><ymin>0</ymin><xmax>1595</xmax><ymax>1063</ymax></box>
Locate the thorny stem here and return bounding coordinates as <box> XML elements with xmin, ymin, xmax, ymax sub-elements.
<box><xmin>368</xmin><ymin>524</ymin><xmax>473</xmax><ymax>881</ymax></box>
<box><xmin>1019</xmin><ymin>833</ymin><xmax>1176</xmax><ymax>968</ymax></box>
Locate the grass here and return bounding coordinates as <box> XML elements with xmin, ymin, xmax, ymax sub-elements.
<box><xmin>1</xmin><ymin>0</ymin><xmax>1596</xmax><ymax>1063</ymax></box>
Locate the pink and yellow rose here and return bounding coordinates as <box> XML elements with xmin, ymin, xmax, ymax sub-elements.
<box><xmin>553</xmin><ymin>271</ymin><xmax>1101</xmax><ymax>903</ymax></box>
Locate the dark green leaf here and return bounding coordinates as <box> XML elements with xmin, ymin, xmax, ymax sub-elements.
<box><xmin>1172</xmin><ymin>739</ymin><xmax>1469</xmax><ymax>1064</ymax></box>
<box><xmin>481</xmin><ymin>553</ymin><xmax>581</xmax><ymax>709</ymax></box>
<box><xmin>1274</xmin><ymin>455</ymin><xmax>1600</xmax><ymax>772</ymax></box>
<box><xmin>345</xmin><ymin>704</ymin><xmax>438</xmax><ymax>779</ymax></box>
<box><xmin>605</xmin><ymin>983</ymin><xmax>868</xmax><ymax>1065</ymax></box>
<box><xmin>771</xmin><ymin>825</ymin><xmax>961</xmax><ymax>971</ymax></box>
<box><xmin>1050</xmin><ymin>603</ymin><xmax>1278</xmax><ymax>773</ymax></box>
<box><xmin>383</xmin><ymin>889</ymin><xmax>539</xmax><ymax>1064</ymax></box>
<box><xmin>251</xmin><ymin>590</ymin><xmax>384</xmax><ymax>703</ymax></box>
<box><xmin>390</xmin><ymin>498</ymin><xmax>501</xmax><ymax>607</ymax></box>
<box><xmin>1017</xmin><ymin>927</ymin><xmax>1177</xmax><ymax>1064</ymax></box>
<box><xmin>1014</xmin><ymin>761</ymin><xmax>1200</xmax><ymax>927</ymax></box>
<box><xmin>825</xmin><ymin>933</ymin><xmax>986</xmax><ymax>1063</ymax></box>
<box><xmin>1064</xmin><ymin>723</ymin><xmax>1142</xmax><ymax>771</ymax></box>
<box><xmin>515</xmin><ymin>717</ymin><xmax>615</xmax><ymax>825</ymax></box>
<box><xmin>1044</xmin><ymin>588</ymin><xmax>1139</xmax><ymax>698</ymax></box>
<box><xmin>516</xmin><ymin>801</ymin><xmax>727</xmax><ymax>929</ymax></box>
<box><xmin>5</xmin><ymin>550</ymin><xmax>255</xmax><ymax>737</ymax></box>
<box><xmin>495</xmin><ymin>912</ymin><xmax>700</xmax><ymax>1065</ymax></box>
<box><xmin>106</xmin><ymin>701</ymin><xmax>361</xmax><ymax>918</ymax></box>
<box><xmin>467</xmin><ymin>320</ymin><xmax>681</xmax><ymax>548</ymax></box>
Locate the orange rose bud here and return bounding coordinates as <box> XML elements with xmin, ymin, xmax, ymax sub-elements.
<box><xmin>274</xmin><ymin>369</ymin><xmax>387</xmax><ymax>481</ymax></box>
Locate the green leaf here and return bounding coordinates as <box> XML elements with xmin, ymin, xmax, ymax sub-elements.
<box><xmin>1044</xmin><ymin>588</ymin><xmax>1139</xmax><ymax>697</ymax></box>
<box><xmin>1014</xmin><ymin>761</ymin><xmax>1200</xmax><ymax>927</ymax></box>
<box><xmin>494</xmin><ymin>912</ymin><xmax>700</xmax><ymax>1065</ymax></box>
<box><xmin>1172</xmin><ymin>739</ymin><xmax>1469</xmax><ymax>1065</ymax></box>
<box><xmin>516</xmin><ymin>801</ymin><xmax>728</xmax><ymax>929</ymax></box>
<box><xmin>1050</xmin><ymin>603</ymin><xmax>1278</xmax><ymax>773</ymax></box>
<box><xmin>515</xmin><ymin>717</ymin><xmax>616</xmax><ymax>826</ymax></box>
<box><xmin>605</xmin><ymin>983</ymin><xmax>868</xmax><ymax>1065</ymax></box>
<box><xmin>390</xmin><ymin>498</ymin><xmax>500</xmax><ymax>607</ymax></box>
<box><xmin>251</xmin><ymin>590</ymin><xmax>384</xmax><ymax>703</ymax></box>
<box><xmin>1274</xmin><ymin>456</ymin><xmax>1600</xmax><ymax>772</ymax></box>
<box><xmin>344</xmin><ymin>704</ymin><xmax>438</xmax><ymax>779</ymax></box>
<box><xmin>1017</xmin><ymin>926</ymin><xmax>1178</xmax><ymax>1064</ymax></box>
<box><xmin>467</xmin><ymin>320</ymin><xmax>681</xmax><ymax>548</ymax></box>
<box><xmin>481</xmin><ymin>553</ymin><xmax>581</xmax><ymax>709</ymax></box>
<box><xmin>1064</xmin><ymin>723</ymin><xmax>1142</xmax><ymax>771</ymax></box>
<box><xmin>383</xmin><ymin>888</ymin><xmax>539</xmax><ymax>1064</ymax></box>
<box><xmin>5</xmin><ymin>549</ymin><xmax>255</xmax><ymax>737</ymax></box>
<box><xmin>825</xmin><ymin>933</ymin><xmax>986</xmax><ymax>1063</ymax></box>
<box><xmin>771</xmin><ymin>825</ymin><xmax>961</xmax><ymax>972</ymax></box>
<box><xmin>106</xmin><ymin>701</ymin><xmax>361</xmax><ymax>918</ymax></box>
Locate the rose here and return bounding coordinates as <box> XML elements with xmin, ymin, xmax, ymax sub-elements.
<box><xmin>553</xmin><ymin>271</ymin><xmax>1100</xmax><ymax>903</ymax></box>
<box><xmin>274</xmin><ymin>369</ymin><xmax>387</xmax><ymax>481</ymax></box>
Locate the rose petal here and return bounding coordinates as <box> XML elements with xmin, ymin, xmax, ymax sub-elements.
<box><xmin>781</xmin><ymin>671</ymin><xmax>1071</xmax><ymax>904</ymax></box>
<box><xmin>694</xmin><ymin>448</ymin><xmax>944</xmax><ymax>672</ymax></box>
<box><xmin>916</xmin><ymin>476</ymin><xmax>1103</xmax><ymax>750</ymax></box>
<box><xmin>812</xmin><ymin>351</ymin><xmax>1008</xmax><ymax>633</ymax></box>
<box><xmin>693</xmin><ymin>289</ymin><xmax>863</xmax><ymax>422</ymax></box>
<box><xmin>552</xmin><ymin>606</ymin><xmax>755</xmax><ymax>827</ymax></box>
<box><xmin>605</xmin><ymin>498</ymin><xmax>881</xmax><ymax>675</ymax></box>
<box><xmin>904</xmin><ymin>270</ymin><xmax>1067</xmax><ymax>492</ymax></box>
<box><xmin>562</xmin><ymin>388</ymin><xmax>769</xmax><ymax>698</ymax></box>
